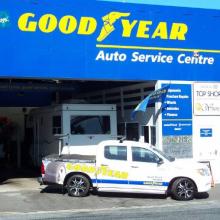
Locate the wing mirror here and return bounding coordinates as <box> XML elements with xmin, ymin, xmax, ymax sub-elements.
<box><xmin>157</xmin><ymin>157</ymin><xmax>164</xmax><ymax>165</ymax></box>
<box><xmin>168</xmin><ymin>156</ymin><xmax>175</xmax><ymax>162</ymax></box>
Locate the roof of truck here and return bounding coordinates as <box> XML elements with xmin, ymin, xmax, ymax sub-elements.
<box><xmin>99</xmin><ymin>140</ymin><xmax>153</xmax><ymax>148</ymax></box>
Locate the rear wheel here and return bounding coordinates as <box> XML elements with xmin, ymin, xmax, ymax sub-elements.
<box><xmin>171</xmin><ymin>178</ymin><xmax>196</xmax><ymax>201</ymax></box>
<box><xmin>66</xmin><ymin>174</ymin><xmax>90</xmax><ymax>197</ymax></box>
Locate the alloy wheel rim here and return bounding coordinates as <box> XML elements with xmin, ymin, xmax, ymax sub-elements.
<box><xmin>177</xmin><ymin>180</ymin><xmax>194</xmax><ymax>199</ymax></box>
<box><xmin>69</xmin><ymin>177</ymin><xmax>87</xmax><ymax>196</ymax></box>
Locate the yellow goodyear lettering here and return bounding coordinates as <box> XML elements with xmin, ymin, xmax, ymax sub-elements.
<box><xmin>120</xmin><ymin>172</ymin><xmax>128</xmax><ymax>179</ymax></box>
<box><xmin>87</xmin><ymin>166</ymin><xmax>96</xmax><ymax>173</ymax></box>
<box><xmin>58</xmin><ymin>15</ymin><xmax>77</xmax><ymax>34</ymax></box>
<box><xmin>18</xmin><ymin>13</ymin><xmax>97</xmax><ymax>36</ymax></box>
<box><xmin>65</xmin><ymin>163</ymin><xmax>128</xmax><ymax>179</ymax></box>
<box><xmin>78</xmin><ymin>17</ymin><xmax>97</xmax><ymax>35</ymax></box>
<box><xmin>121</xmin><ymin>19</ymin><xmax>137</xmax><ymax>37</ymax></box>
<box><xmin>81</xmin><ymin>164</ymin><xmax>89</xmax><ymax>173</ymax></box>
<box><xmin>152</xmin><ymin>22</ymin><xmax>168</xmax><ymax>39</ymax></box>
<box><xmin>38</xmin><ymin>14</ymin><xmax>57</xmax><ymax>33</ymax></box>
<box><xmin>100</xmin><ymin>166</ymin><xmax>108</xmax><ymax>176</ymax></box>
<box><xmin>66</xmin><ymin>163</ymin><xmax>75</xmax><ymax>171</ymax></box>
<box><xmin>136</xmin><ymin>20</ymin><xmax>152</xmax><ymax>38</ymax></box>
<box><xmin>17</xmin><ymin>12</ymin><xmax>188</xmax><ymax>42</ymax></box>
<box><xmin>107</xmin><ymin>169</ymin><xmax>113</xmax><ymax>177</ymax></box>
<box><xmin>18</xmin><ymin>13</ymin><xmax>37</xmax><ymax>32</ymax></box>
<box><xmin>72</xmin><ymin>164</ymin><xmax>82</xmax><ymax>171</ymax></box>
<box><xmin>113</xmin><ymin>171</ymin><xmax>121</xmax><ymax>178</ymax></box>
<box><xmin>169</xmin><ymin>23</ymin><xmax>188</xmax><ymax>40</ymax></box>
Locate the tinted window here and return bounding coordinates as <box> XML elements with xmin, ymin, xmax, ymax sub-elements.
<box><xmin>52</xmin><ymin>115</ymin><xmax>61</xmax><ymax>134</ymax></box>
<box><xmin>132</xmin><ymin>147</ymin><xmax>159</xmax><ymax>163</ymax></box>
<box><xmin>126</xmin><ymin>123</ymin><xmax>139</xmax><ymax>141</ymax></box>
<box><xmin>150</xmin><ymin>126</ymin><xmax>156</xmax><ymax>146</ymax></box>
<box><xmin>70</xmin><ymin>116</ymin><xmax>110</xmax><ymax>135</ymax></box>
<box><xmin>104</xmin><ymin>146</ymin><xmax>127</xmax><ymax>161</ymax></box>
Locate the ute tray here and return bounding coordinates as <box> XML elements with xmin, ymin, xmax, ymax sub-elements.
<box><xmin>43</xmin><ymin>154</ymin><xmax>96</xmax><ymax>163</ymax></box>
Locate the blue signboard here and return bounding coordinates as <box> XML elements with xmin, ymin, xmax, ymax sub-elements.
<box><xmin>162</xmin><ymin>120</ymin><xmax>192</xmax><ymax>136</ymax></box>
<box><xmin>200</xmin><ymin>128</ymin><xmax>212</xmax><ymax>137</ymax></box>
<box><xmin>162</xmin><ymin>84</ymin><xmax>192</xmax><ymax>136</ymax></box>
<box><xmin>162</xmin><ymin>84</ymin><xmax>192</xmax><ymax>120</ymax></box>
<box><xmin>1</xmin><ymin>0</ymin><xmax>220</xmax><ymax>81</ymax></box>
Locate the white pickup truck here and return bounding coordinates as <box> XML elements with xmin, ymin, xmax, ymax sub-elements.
<box><xmin>39</xmin><ymin>140</ymin><xmax>212</xmax><ymax>201</ymax></box>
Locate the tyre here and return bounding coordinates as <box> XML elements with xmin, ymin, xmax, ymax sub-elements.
<box><xmin>66</xmin><ymin>174</ymin><xmax>90</xmax><ymax>197</ymax></box>
<box><xmin>171</xmin><ymin>178</ymin><xmax>196</xmax><ymax>201</ymax></box>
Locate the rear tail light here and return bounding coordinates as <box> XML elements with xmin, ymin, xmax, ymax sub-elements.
<box><xmin>41</xmin><ymin>163</ymin><xmax>45</xmax><ymax>175</ymax></box>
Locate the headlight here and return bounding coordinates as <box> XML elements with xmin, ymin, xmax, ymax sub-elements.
<box><xmin>197</xmin><ymin>168</ymin><xmax>210</xmax><ymax>176</ymax></box>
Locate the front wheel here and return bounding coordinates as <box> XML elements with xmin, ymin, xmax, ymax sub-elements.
<box><xmin>66</xmin><ymin>174</ymin><xmax>90</xmax><ymax>197</ymax></box>
<box><xmin>171</xmin><ymin>178</ymin><xmax>196</xmax><ymax>201</ymax></box>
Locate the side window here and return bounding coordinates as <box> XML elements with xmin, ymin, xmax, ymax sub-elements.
<box><xmin>132</xmin><ymin>147</ymin><xmax>159</xmax><ymax>163</ymax></box>
<box><xmin>70</xmin><ymin>116</ymin><xmax>110</xmax><ymax>135</ymax></box>
<box><xmin>52</xmin><ymin>115</ymin><xmax>61</xmax><ymax>134</ymax></box>
<box><xmin>104</xmin><ymin>146</ymin><xmax>127</xmax><ymax>161</ymax></box>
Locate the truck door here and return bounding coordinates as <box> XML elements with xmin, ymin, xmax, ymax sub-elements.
<box><xmin>96</xmin><ymin>144</ymin><xmax>130</xmax><ymax>191</ymax></box>
<box><xmin>129</xmin><ymin>146</ymin><xmax>168</xmax><ymax>193</ymax></box>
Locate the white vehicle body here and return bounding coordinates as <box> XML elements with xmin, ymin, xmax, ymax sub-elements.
<box><xmin>40</xmin><ymin>140</ymin><xmax>212</xmax><ymax>200</ymax></box>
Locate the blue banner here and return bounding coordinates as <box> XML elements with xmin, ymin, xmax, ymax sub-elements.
<box><xmin>131</xmin><ymin>85</ymin><xmax>169</xmax><ymax>119</ymax></box>
<box><xmin>1</xmin><ymin>0</ymin><xmax>220</xmax><ymax>81</ymax></box>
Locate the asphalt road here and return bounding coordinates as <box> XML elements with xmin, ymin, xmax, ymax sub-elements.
<box><xmin>0</xmin><ymin>181</ymin><xmax>219</xmax><ymax>220</ymax></box>
<box><xmin>1</xmin><ymin>199</ymin><xmax>220</xmax><ymax>220</ymax></box>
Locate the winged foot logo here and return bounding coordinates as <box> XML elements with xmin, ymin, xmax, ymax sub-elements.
<box><xmin>97</xmin><ymin>12</ymin><xmax>130</xmax><ymax>42</ymax></box>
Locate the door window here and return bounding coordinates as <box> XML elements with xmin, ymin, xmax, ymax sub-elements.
<box><xmin>104</xmin><ymin>146</ymin><xmax>127</xmax><ymax>161</ymax></box>
<box><xmin>132</xmin><ymin>147</ymin><xmax>159</xmax><ymax>163</ymax></box>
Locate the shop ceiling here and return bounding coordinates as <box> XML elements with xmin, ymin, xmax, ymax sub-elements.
<box><xmin>0</xmin><ymin>79</ymin><xmax>143</xmax><ymax>106</ymax></box>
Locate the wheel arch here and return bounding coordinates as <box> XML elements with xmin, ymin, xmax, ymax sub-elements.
<box><xmin>64</xmin><ymin>172</ymin><xmax>93</xmax><ymax>188</ymax></box>
<box><xmin>167</xmin><ymin>176</ymin><xmax>198</xmax><ymax>195</ymax></box>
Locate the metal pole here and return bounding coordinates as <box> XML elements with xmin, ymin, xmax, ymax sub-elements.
<box><xmin>17</xmin><ymin>128</ymin><xmax>21</xmax><ymax>168</ymax></box>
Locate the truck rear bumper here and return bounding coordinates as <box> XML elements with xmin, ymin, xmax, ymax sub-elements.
<box><xmin>37</xmin><ymin>177</ymin><xmax>61</xmax><ymax>186</ymax></box>
<box><xmin>37</xmin><ymin>177</ymin><xmax>44</xmax><ymax>185</ymax></box>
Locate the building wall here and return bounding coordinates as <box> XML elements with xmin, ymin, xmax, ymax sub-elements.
<box><xmin>0</xmin><ymin>107</ymin><xmax>34</xmax><ymax>141</ymax></box>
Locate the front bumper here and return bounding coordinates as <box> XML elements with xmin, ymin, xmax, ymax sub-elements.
<box><xmin>196</xmin><ymin>176</ymin><xmax>212</xmax><ymax>193</ymax></box>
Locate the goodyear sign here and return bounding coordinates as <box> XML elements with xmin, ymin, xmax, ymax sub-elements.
<box><xmin>1</xmin><ymin>0</ymin><xmax>220</xmax><ymax>80</ymax></box>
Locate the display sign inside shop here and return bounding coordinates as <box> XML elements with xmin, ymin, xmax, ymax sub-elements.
<box><xmin>162</xmin><ymin>84</ymin><xmax>192</xmax><ymax>121</ymax></box>
<box><xmin>194</xmin><ymin>83</ymin><xmax>220</xmax><ymax>116</ymax></box>
<box><xmin>161</xmin><ymin>84</ymin><xmax>192</xmax><ymax>136</ymax></box>
<box><xmin>1</xmin><ymin>0</ymin><xmax>220</xmax><ymax>80</ymax></box>
<box><xmin>161</xmin><ymin>84</ymin><xmax>193</xmax><ymax>158</ymax></box>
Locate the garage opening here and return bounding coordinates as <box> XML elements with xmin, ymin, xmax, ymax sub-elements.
<box><xmin>0</xmin><ymin>79</ymin><xmax>156</xmax><ymax>181</ymax></box>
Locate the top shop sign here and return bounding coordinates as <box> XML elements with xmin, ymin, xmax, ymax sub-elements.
<box><xmin>1</xmin><ymin>0</ymin><xmax>220</xmax><ymax>81</ymax></box>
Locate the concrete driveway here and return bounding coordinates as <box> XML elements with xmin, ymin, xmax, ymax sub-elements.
<box><xmin>0</xmin><ymin>178</ymin><xmax>40</xmax><ymax>193</ymax></box>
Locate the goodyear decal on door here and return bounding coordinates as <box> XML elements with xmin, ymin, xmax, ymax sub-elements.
<box><xmin>66</xmin><ymin>163</ymin><xmax>129</xmax><ymax>179</ymax></box>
